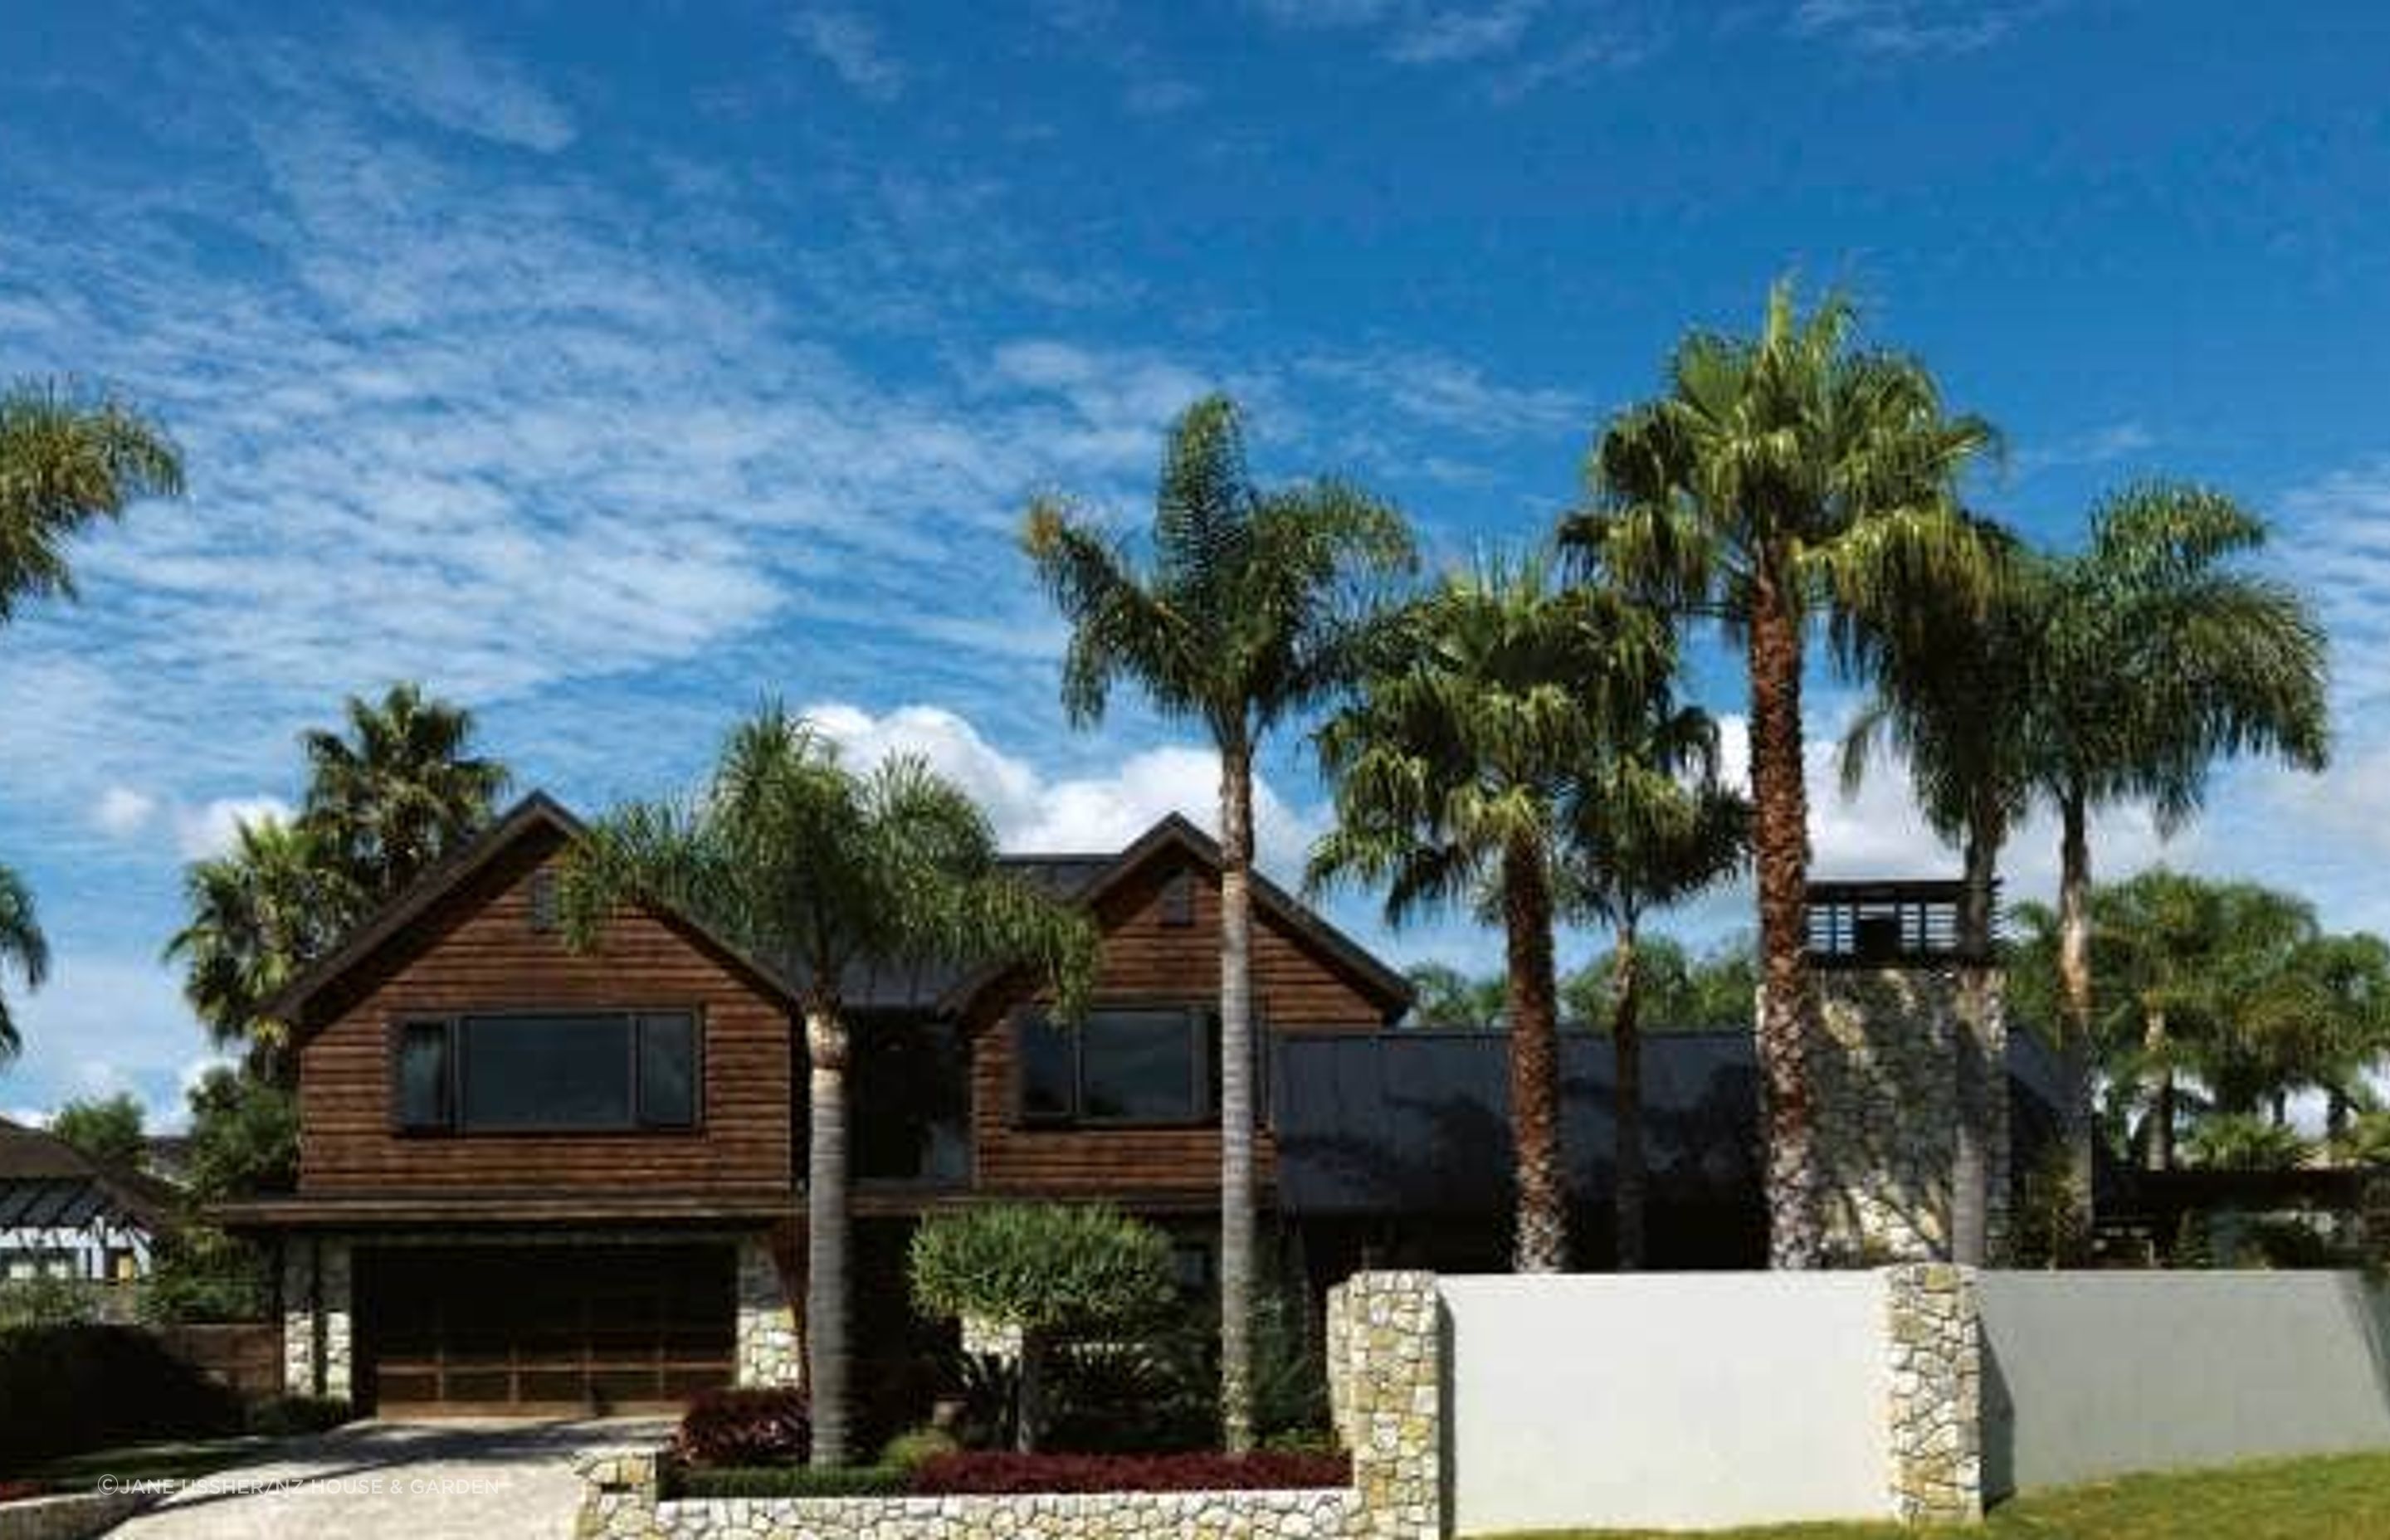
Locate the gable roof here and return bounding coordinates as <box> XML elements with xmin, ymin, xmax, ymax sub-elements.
<box><xmin>927</xmin><ymin>813</ymin><xmax>1414</xmax><ymax>1018</ymax></box>
<box><xmin>264</xmin><ymin>795</ymin><xmax>1411</xmax><ymax>1029</ymax></box>
<box><xmin>0</xmin><ymin>1117</ymin><xmax>177</xmax><ymax>1232</ymax></box>
<box><xmin>261</xmin><ymin>792</ymin><xmax>807</xmax><ymax>1030</ymax></box>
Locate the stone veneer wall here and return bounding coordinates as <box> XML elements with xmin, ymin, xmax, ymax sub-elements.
<box><xmin>576</xmin><ymin>1271</ymin><xmax>1444</xmax><ymax>1540</ymax></box>
<box><xmin>1883</xmin><ymin>1263</ymin><xmax>1983</xmax><ymax>1526</ymax></box>
<box><xmin>734</xmin><ymin>1236</ymin><xmax>802</xmax><ymax>1388</ymax></box>
<box><xmin>1815</xmin><ymin>968</ymin><xmax>2012</xmax><ymax>1266</ymax></box>
<box><xmin>0</xmin><ymin>1489</ymin><xmax>156</xmax><ymax>1540</ymax></box>
<box><xmin>280</xmin><ymin>1235</ymin><xmax>352</xmax><ymax>1399</ymax></box>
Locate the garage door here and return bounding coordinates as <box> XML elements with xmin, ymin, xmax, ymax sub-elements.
<box><xmin>354</xmin><ymin>1243</ymin><xmax>736</xmax><ymax>1414</ymax></box>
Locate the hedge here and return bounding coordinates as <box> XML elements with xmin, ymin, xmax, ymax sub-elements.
<box><xmin>0</xmin><ymin>1324</ymin><xmax>241</xmax><ymax>1468</ymax></box>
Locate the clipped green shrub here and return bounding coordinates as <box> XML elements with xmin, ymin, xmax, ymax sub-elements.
<box><xmin>879</xmin><ymin>1425</ymin><xmax>959</xmax><ymax>1472</ymax></box>
<box><xmin>0</xmin><ymin>1276</ymin><xmax>98</xmax><ymax>1333</ymax></box>
<box><xmin>0</xmin><ymin>1324</ymin><xmax>241</xmax><ymax>1468</ymax></box>
<box><xmin>909</xmin><ymin>1204</ymin><xmax>1173</xmax><ymax>1452</ymax></box>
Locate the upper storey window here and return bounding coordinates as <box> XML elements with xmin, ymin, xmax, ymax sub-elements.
<box><xmin>393</xmin><ymin>1010</ymin><xmax>699</xmax><ymax>1133</ymax></box>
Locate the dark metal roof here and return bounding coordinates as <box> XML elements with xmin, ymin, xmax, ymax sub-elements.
<box><xmin>1271</xmin><ymin>1027</ymin><xmax>2066</xmax><ymax>1218</ymax></box>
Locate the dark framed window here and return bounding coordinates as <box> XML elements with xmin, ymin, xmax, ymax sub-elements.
<box><xmin>1016</xmin><ymin>1005</ymin><xmax>1267</xmax><ymax>1128</ymax></box>
<box><xmin>391</xmin><ymin>1010</ymin><xmax>700</xmax><ymax>1133</ymax></box>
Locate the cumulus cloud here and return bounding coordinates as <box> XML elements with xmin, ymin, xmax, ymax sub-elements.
<box><xmin>805</xmin><ymin>702</ymin><xmax>1322</xmax><ymax>879</ymax></box>
<box><xmin>172</xmin><ymin>796</ymin><xmax>294</xmax><ymax>861</ymax></box>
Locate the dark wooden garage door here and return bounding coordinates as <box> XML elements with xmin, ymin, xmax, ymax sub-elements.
<box><xmin>354</xmin><ymin>1243</ymin><xmax>736</xmax><ymax>1414</ymax></box>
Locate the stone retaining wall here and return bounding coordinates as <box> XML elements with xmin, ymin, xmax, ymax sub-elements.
<box><xmin>1884</xmin><ymin>1264</ymin><xmax>1982</xmax><ymax>1525</ymax></box>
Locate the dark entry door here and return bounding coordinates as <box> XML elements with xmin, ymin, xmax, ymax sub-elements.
<box><xmin>354</xmin><ymin>1243</ymin><xmax>735</xmax><ymax>1414</ymax></box>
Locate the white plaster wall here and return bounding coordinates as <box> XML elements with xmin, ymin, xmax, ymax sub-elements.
<box><xmin>1977</xmin><ymin>1270</ymin><xmax>2390</xmax><ymax>1497</ymax></box>
<box><xmin>1439</xmin><ymin>1273</ymin><xmax>1892</xmax><ymax>1535</ymax></box>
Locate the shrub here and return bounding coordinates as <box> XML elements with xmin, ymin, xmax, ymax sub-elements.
<box><xmin>2185</xmin><ymin>1114</ymin><xmax>2314</xmax><ymax>1171</ymax></box>
<box><xmin>668</xmin><ymin>1463</ymin><xmax>910</xmax><ymax>1499</ymax></box>
<box><xmin>0</xmin><ymin>1479</ymin><xmax>46</xmax><ymax>1503</ymax></box>
<box><xmin>141</xmin><ymin>1228</ymin><xmax>274</xmax><ymax>1324</ymax></box>
<box><xmin>674</xmin><ymin>1387</ymin><xmax>811</xmax><ymax>1467</ymax></box>
<box><xmin>909</xmin><ymin>1204</ymin><xmax>1174</xmax><ymax>1452</ymax></box>
<box><xmin>245</xmin><ymin>1396</ymin><xmax>352</xmax><ymax>1437</ymax></box>
<box><xmin>0</xmin><ymin>1276</ymin><xmax>98</xmax><ymax>1333</ymax></box>
<box><xmin>908</xmin><ymin>1450</ymin><xmax>1351</xmax><ymax>1494</ymax></box>
<box><xmin>878</xmin><ymin>1425</ymin><xmax>959</xmax><ymax>1472</ymax></box>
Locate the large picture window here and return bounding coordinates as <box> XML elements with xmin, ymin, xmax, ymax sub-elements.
<box><xmin>392</xmin><ymin>1010</ymin><xmax>700</xmax><ymax>1133</ymax></box>
<box><xmin>1017</xmin><ymin>1006</ymin><xmax>1266</xmax><ymax>1128</ymax></box>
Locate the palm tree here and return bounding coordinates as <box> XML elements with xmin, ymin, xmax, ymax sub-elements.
<box><xmin>1838</xmin><ymin>519</ymin><xmax>2035</xmax><ymax>1263</ymax></box>
<box><xmin>2029</xmin><ymin>484</ymin><xmax>2328</xmax><ymax>1206</ymax></box>
<box><xmin>300</xmin><ymin>683</ymin><xmax>511</xmax><ymax>903</ymax></box>
<box><xmin>1309</xmin><ymin>551</ymin><xmax>1675</xmax><ymax>1272</ymax></box>
<box><xmin>163</xmin><ymin>816</ymin><xmax>354</xmax><ymax>1079</ymax></box>
<box><xmin>1555</xmin><ymin>694</ymin><xmax>1747</xmax><ymax>1270</ymax></box>
<box><xmin>1570</xmin><ymin>280</ymin><xmax>1997</xmax><ymax>1267</ymax></box>
<box><xmin>0</xmin><ymin>378</ymin><xmax>183</xmax><ymax>621</ymax></box>
<box><xmin>556</xmin><ymin>707</ymin><xmax>1097</xmax><ymax>1467</ymax></box>
<box><xmin>0</xmin><ymin>863</ymin><xmax>51</xmax><ymax>1063</ymax></box>
<box><xmin>1022</xmin><ymin>393</ymin><xmax>1411</xmax><ymax>1450</ymax></box>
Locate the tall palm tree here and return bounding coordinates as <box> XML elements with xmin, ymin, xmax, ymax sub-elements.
<box><xmin>556</xmin><ymin>707</ymin><xmax>1097</xmax><ymax>1467</ymax></box>
<box><xmin>1555</xmin><ymin>696</ymin><xmax>1747</xmax><ymax>1270</ymax></box>
<box><xmin>0</xmin><ymin>863</ymin><xmax>51</xmax><ymax>1064</ymax></box>
<box><xmin>2029</xmin><ymin>484</ymin><xmax>2328</xmax><ymax>1206</ymax></box>
<box><xmin>1570</xmin><ymin>280</ymin><xmax>1997</xmax><ymax>1267</ymax></box>
<box><xmin>300</xmin><ymin>682</ymin><xmax>511</xmax><ymax>903</ymax></box>
<box><xmin>1022</xmin><ymin>393</ymin><xmax>1411</xmax><ymax>1450</ymax></box>
<box><xmin>163</xmin><ymin>816</ymin><xmax>354</xmax><ymax>1079</ymax></box>
<box><xmin>0</xmin><ymin>378</ymin><xmax>183</xmax><ymax>621</ymax></box>
<box><xmin>1309</xmin><ymin>551</ymin><xmax>1675</xmax><ymax>1272</ymax></box>
<box><xmin>1837</xmin><ymin>519</ymin><xmax>2035</xmax><ymax>1263</ymax></box>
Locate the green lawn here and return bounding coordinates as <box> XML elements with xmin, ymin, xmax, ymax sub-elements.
<box><xmin>25</xmin><ymin>1435</ymin><xmax>274</xmax><ymax>1492</ymax></box>
<box><xmin>1480</xmin><ymin>1451</ymin><xmax>2390</xmax><ymax>1540</ymax></box>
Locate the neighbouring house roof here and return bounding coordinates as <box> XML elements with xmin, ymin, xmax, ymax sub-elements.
<box><xmin>266</xmin><ymin>794</ymin><xmax>1412</xmax><ymax>1029</ymax></box>
<box><xmin>0</xmin><ymin>1117</ymin><xmax>178</xmax><ymax>1233</ymax></box>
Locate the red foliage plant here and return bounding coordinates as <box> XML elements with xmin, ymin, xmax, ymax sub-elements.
<box><xmin>0</xmin><ymin>1480</ymin><xmax>46</xmax><ymax>1503</ymax></box>
<box><xmin>909</xmin><ymin>1450</ymin><xmax>1351</xmax><ymax>1495</ymax></box>
<box><xmin>672</xmin><ymin>1388</ymin><xmax>811</xmax><ymax>1467</ymax></box>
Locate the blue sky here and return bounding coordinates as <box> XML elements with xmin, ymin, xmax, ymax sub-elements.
<box><xmin>4</xmin><ymin>0</ymin><xmax>2389</xmax><ymax>1126</ymax></box>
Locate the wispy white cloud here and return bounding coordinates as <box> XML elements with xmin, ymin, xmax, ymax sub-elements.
<box><xmin>172</xmin><ymin>797</ymin><xmax>294</xmax><ymax>862</ymax></box>
<box><xmin>90</xmin><ymin>787</ymin><xmax>158</xmax><ymax>839</ymax></box>
<box><xmin>1789</xmin><ymin>0</ymin><xmax>2053</xmax><ymax>57</ymax></box>
<box><xmin>789</xmin><ymin>7</ymin><xmax>908</xmax><ymax>101</ymax></box>
<box><xmin>1384</xmin><ymin>2</ymin><xmax>1549</xmax><ymax>64</ymax></box>
<box><xmin>344</xmin><ymin>16</ymin><xmax>576</xmax><ymax>151</ymax></box>
<box><xmin>2011</xmin><ymin>420</ymin><xmax>2158</xmax><ymax>477</ymax></box>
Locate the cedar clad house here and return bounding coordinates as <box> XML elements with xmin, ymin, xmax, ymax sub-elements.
<box><xmin>222</xmin><ymin>792</ymin><xmax>1412</xmax><ymax>1416</ymax></box>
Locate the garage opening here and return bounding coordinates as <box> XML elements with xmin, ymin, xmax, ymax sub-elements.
<box><xmin>354</xmin><ymin>1242</ymin><xmax>736</xmax><ymax>1414</ymax></box>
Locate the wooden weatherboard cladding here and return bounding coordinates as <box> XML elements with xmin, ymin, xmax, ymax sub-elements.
<box><xmin>968</xmin><ymin>853</ymin><xmax>1395</xmax><ymax>1198</ymax></box>
<box><xmin>295</xmin><ymin>826</ymin><xmax>794</xmax><ymax>1196</ymax></box>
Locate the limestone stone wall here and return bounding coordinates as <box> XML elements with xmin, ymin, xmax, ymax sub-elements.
<box><xmin>735</xmin><ymin>1236</ymin><xmax>802</xmax><ymax>1388</ymax></box>
<box><xmin>279</xmin><ymin>1235</ymin><xmax>351</xmax><ymax>1398</ymax></box>
<box><xmin>0</xmin><ymin>1488</ymin><xmax>155</xmax><ymax>1540</ymax></box>
<box><xmin>1815</xmin><ymin>967</ymin><xmax>2010</xmax><ymax>1267</ymax></box>
<box><xmin>1883</xmin><ymin>1263</ymin><xmax>1982</xmax><ymax>1525</ymax></box>
<box><xmin>581</xmin><ymin>1271</ymin><xmax>1445</xmax><ymax>1540</ymax></box>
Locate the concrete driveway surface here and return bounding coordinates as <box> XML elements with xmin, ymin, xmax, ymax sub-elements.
<box><xmin>105</xmin><ymin>1418</ymin><xmax>671</xmax><ymax>1540</ymax></box>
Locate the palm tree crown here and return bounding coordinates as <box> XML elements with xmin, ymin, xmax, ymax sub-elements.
<box><xmin>301</xmin><ymin>682</ymin><xmax>510</xmax><ymax>901</ymax></box>
<box><xmin>163</xmin><ymin>816</ymin><xmax>354</xmax><ymax>1077</ymax></box>
<box><xmin>0</xmin><ymin>378</ymin><xmax>183</xmax><ymax>621</ymax></box>
<box><xmin>0</xmin><ymin>864</ymin><xmax>51</xmax><ymax>1063</ymax></box>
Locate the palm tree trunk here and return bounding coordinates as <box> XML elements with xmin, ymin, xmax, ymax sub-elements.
<box><xmin>1016</xmin><ymin>1328</ymin><xmax>1046</xmax><ymax>1454</ymax></box>
<box><xmin>2143</xmin><ymin>1007</ymin><xmax>2174</xmax><ymax>1172</ymax></box>
<box><xmin>1748</xmin><ymin>574</ymin><xmax>1822</xmax><ymax>1270</ymax></box>
<box><xmin>804</xmin><ymin>1001</ymin><xmax>851</xmax><ymax>1469</ymax></box>
<box><xmin>1953</xmin><ymin>813</ymin><xmax>1998</xmax><ymax>1266</ymax></box>
<box><xmin>2056</xmin><ymin>784</ymin><xmax>2097</xmax><ymax>1235</ymax></box>
<box><xmin>1612</xmin><ymin>916</ymin><xmax>1647</xmax><ymax>1272</ymax></box>
<box><xmin>1217</xmin><ymin>737</ymin><xmax>1258</xmax><ymax>1455</ymax></box>
<box><xmin>1504</xmin><ymin>836</ymin><xmax>1568</xmax><ymax>1273</ymax></box>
